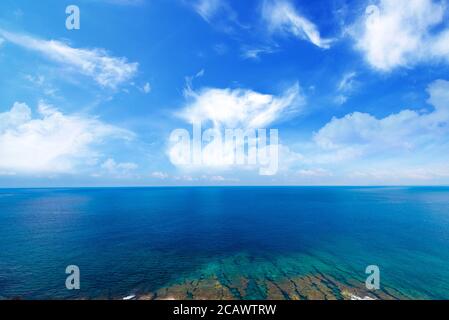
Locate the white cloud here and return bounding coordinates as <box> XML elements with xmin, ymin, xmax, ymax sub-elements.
<box><xmin>209</xmin><ymin>175</ymin><xmax>225</xmax><ymax>181</ymax></box>
<box><xmin>335</xmin><ymin>71</ymin><xmax>358</xmax><ymax>105</ymax></box>
<box><xmin>189</xmin><ymin>0</ymin><xmax>239</xmax><ymax>32</ymax></box>
<box><xmin>0</xmin><ymin>38</ymin><xmax>4</xmax><ymax>47</ymax></box>
<box><xmin>349</xmin><ymin>166</ymin><xmax>449</xmax><ymax>181</ymax></box>
<box><xmin>269</xmin><ymin>80</ymin><xmax>449</xmax><ymax>184</ymax></box>
<box><xmin>25</xmin><ymin>74</ymin><xmax>58</xmax><ymax>97</ymax></box>
<box><xmin>214</xmin><ymin>43</ymin><xmax>228</xmax><ymax>55</ymax></box>
<box><xmin>168</xmin><ymin>83</ymin><xmax>303</xmax><ymax>174</ymax></box>
<box><xmin>0</xmin><ymin>101</ymin><xmax>134</xmax><ymax>175</ymax></box>
<box><xmin>142</xmin><ymin>82</ymin><xmax>151</xmax><ymax>94</ymax></box>
<box><xmin>171</xmin><ymin>174</ymin><xmax>238</xmax><ymax>182</ymax></box>
<box><xmin>298</xmin><ymin>168</ymin><xmax>332</xmax><ymax>177</ymax></box>
<box><xmin>241</xmin><ymin>46</ymin><xmax>277</xmax><ymax>60</ymax></box>
<box><xmin>351</xmin><ymin>0</ymin><xmax>449</xmax><ymax>71</ymax></box>
<box><xmin>180</xmin><ymin>82</ymin><xmax>304</xmax><ymax>128</ymax></box>
<box><xmin>101</xmin><ymin>158</ymin><xmax>138</xmax><ymax>175</ymax></box>
<box><xmin>174</xmin><ymin>175</ymin><xmax>195</xmax><ymax>181</ymax></box>
<box><xmin>261</xmin><ymin>0</ymin><xmax>334</xmax><ymax>49</ymax></box>
<box><xmin>312</xmin><ymin>79</ymin><xmax>449</xmax><ymax>162</ymax></box>
<box><xmin>25</xmin><ymin>74</ymin><xmax>45</xmax><ymax>86</ymax></box>
<box><xmin>192</xmin><ymin>0</ymin><xmax>224</xmax><ymax>22</ymax></box>
<box><xmin>151</xmin><ymin>171</ymin><xmax>169</xmax><ymax>179</ymax></box>
<box><xmin>0</xmin><ymin>29</ymin><xmax>138</xmax><ymax>88</ymax></box>
<box><xmin>334</xmin><ymin>95</ymin><xmax>348</xmax><ymax>106</ymax></box>
<box><xmin>337</xmin><ymin>72</ymin><xmax>357</xmax><ymax>92</ymax></box>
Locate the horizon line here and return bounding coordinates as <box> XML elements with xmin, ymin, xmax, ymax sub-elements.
<box><xmin>1</xmin><ymin>185</ymin><xmax>449</xmax><ymax>190</ymax></box>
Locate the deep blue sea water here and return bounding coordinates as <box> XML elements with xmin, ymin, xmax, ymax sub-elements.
<box><xmin>1</xmin><ymin>187</ymin><xmax>449</xmax><ymax>299</ymax></box>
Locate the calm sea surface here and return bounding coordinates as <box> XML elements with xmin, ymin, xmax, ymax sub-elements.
<box><xmin>1</xmin><ymin>187</ymin><xmax>449</xmax><ymax>299</ymax></box>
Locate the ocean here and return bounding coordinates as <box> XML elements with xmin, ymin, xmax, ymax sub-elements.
<box><xmin>1</xmin><ymin>187</ymin><xmax>449</xmax><ymax>300</ymax></box>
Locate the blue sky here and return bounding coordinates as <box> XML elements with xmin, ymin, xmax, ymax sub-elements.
<box><xmin>1</xmin><ymin>0</ymin><xmax>449</xmax><ymax>187</ymax></box>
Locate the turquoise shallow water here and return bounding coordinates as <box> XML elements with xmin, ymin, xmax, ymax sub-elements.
<box><xmin>0</xmin><ymin>187</ymin><xmax>449</xmax><ymax>299</ymax></box>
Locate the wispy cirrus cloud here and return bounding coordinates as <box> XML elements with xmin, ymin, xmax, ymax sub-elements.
<box><xmin>0</xmin><ymin>101</ymin><xmax>134</xmax><ymax>175</ymax></box>
<box><xmin>180</xmin><ymin>82</ymin><xmax>304</xmax><ymax>128</ymax></box>
<box><xmin>337</xmin><ymin>72</ymin><xmax>357</xmax><ymax>92</ymax></box>
<box><xmin>188</xmin><ymin>0</ymin><xmax>242</xmax><ymax>33</ymax></box>
<box><xmin>241</xmin><ymin>46</ymin><xmax>277</xmax><ymax>60</ymax></box>
<box><xmin>334</xmin><ymin>71</ymin><xmax>358</xmax><ymax>105</ymax></box>
<box><xmin>350</xmin><ymin>0</ymin><xmax>449</xmax><ymax>71</ymax></box>
<box><xmin>261</xmin><ymin>0</ymin><xmax>334</xmax><ymax>49</ymax></box>
<box><xmin>192</xmin><ymin>0</ymin><xmax>226</xmax><ymax>22</ymax></box>
<box><xmin>0</xmin><ymin>29</ymin><xmax>138</xmax><ymax>89</ymax></box>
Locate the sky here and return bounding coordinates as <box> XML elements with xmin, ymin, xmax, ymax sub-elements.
<box><xmin>1</xmin><ymin>0</ymin><xmax>449</xmax><ymax>187</ymax></box>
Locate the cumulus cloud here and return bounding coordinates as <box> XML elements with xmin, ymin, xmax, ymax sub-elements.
<box><xmin>351</xmin><ymin>0</ymin><xmax>449</xmax><ymax>71</ymax></box>
<box><xmin>312</xmin><ymin>79</ymin><xmax>449</xmax><ymax>163</ymax></box>
<box><xmin>101</xmin><ymin>158</ymin><xmax>138</xmax><ymax>176</ymax></box>
<box><xmin>180</xmin><ymin>82</ymin><xmax>304</xmax><ymax>128</ymax></box>
<box><xmin>261</xmin><ymin>0</ymin><xmax>334</xmax><ymax>49</ymax></box>
<box><xmin>151</xmin><ymin>171</ymin><xmax>169</xmax><ymax>179</ymax></box>
<box><xmin>168</xmin><ymin>82</ymin><xmax>303</xmax><ymax>175</ymax></box>
<box><xmin>0</xmin><ymin>29</ymin><xmax>138</xmax><ymax>88</ymax></box>
<box><xmin>264</xmin><ymin>79</ymin><xmax>449</xmax><ymax>184</ymax></box>
<box><xmin>0</xmin><ymin>102</ymin><xmax>134</xmax><ymax>175</ymax></box>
